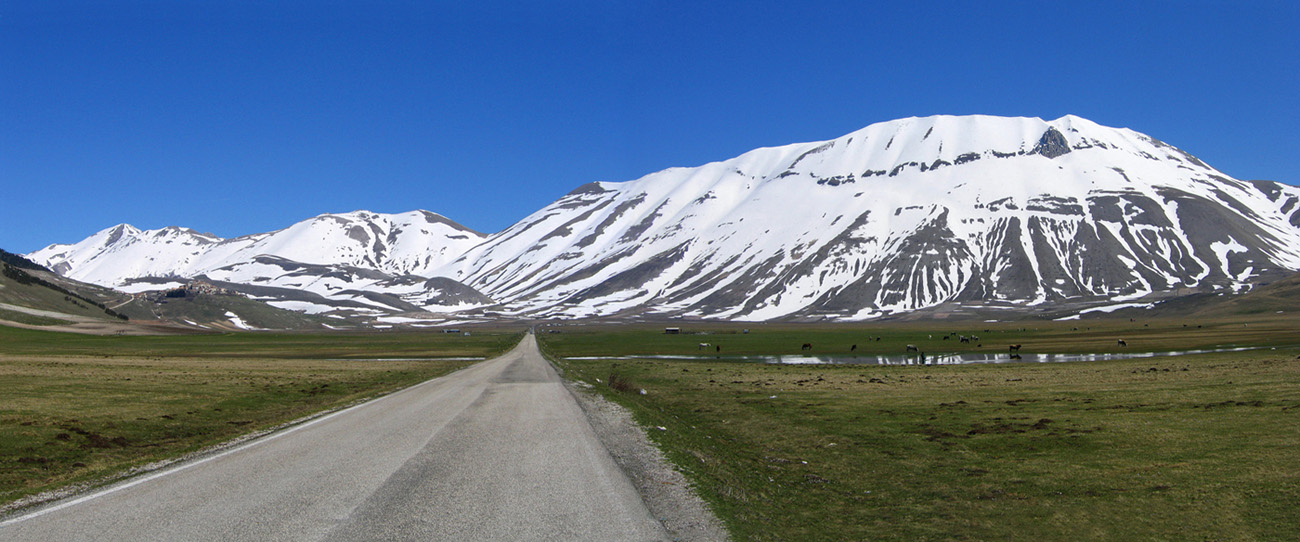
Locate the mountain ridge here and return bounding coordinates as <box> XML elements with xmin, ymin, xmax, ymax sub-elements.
<box><xmin>433</xmin><ymin>114</ymin><xmax>1300</xmax><ymax>320</ymax></box>
<box><xmin>28</xmin><ymin>115</ymin><xmax>1300</xmax><ymax>324</ymax></box>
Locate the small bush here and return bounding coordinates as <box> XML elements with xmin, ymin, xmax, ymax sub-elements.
<box><xmin>607</xmin><ymin>372</ymin><xmax>636</xmax><ymax>393</ymax></box>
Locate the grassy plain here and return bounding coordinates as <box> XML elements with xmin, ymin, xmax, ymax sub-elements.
<box><xmin>0</xmin><ymin>325</ymin><xmax>524</xmax><ymax>510</ymax></box>
<box><xmin>542</xmin><ymin>318</ymin><xmax>1300</xmax><ymax>541</ymax></box>
<box><xmin>540</xmin><ymin>314</ymin><xmax>1300</xmax><ymax>358</ymax></box>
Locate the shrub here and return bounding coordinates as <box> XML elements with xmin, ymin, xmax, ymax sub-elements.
<box><xmin>607</xmin><ymin>372</ymin><xmax>637</xmax><ymax>393</ymax></box>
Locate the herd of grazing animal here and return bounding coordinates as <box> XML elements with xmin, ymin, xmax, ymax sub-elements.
<box><xmin>671</xmin><ymin>326</ymin><xmax>1143</xmax><ymax>360</ymax></box>
<box><xmin>792</xmin><ymin>331</ymin><xmax>1135</xmax><ymax>360</ymax></box>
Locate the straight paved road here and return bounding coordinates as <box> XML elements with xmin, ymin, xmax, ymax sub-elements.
<box><xmin>0</xmin><ymin>333</ymin><xmax>669</xmax><ymax>541</ymax></box>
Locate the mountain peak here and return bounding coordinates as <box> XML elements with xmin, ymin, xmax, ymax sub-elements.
<box><xmin>30</xmin><ymin>209</ymin><xmax>489</xmax><ymax>290</ymax></box>
<box><xmin>440</xmin><ymin>114</ymin><xmax>1300</xmax><ymax>320</ymax></box>
<box><xmin>26</xmin><ymin>114</ymin><xmax>1300</xmax><ymax>323</ymax></box>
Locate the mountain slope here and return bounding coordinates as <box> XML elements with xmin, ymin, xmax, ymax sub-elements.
<box><xmin>33</xmin><ymin>210</ymin><xmax>485</xmax><ymax>284</ymax></box>
<box><xmin>2</xmin><ymin>249</ymin><xmax>335</xmax><ymax>332</ymax></box>
<box><xmin>434</xmin><ymin>115</ymin><xmax>1300</xmax><ymax>320</ymax></box>
<box><xmin>1</xmin><ymin>249</ymin><xmax>137</xmax><ymax>327</ymax></box>
<box><xmin>30</xmin><ymin>211</ymin><xmax>494</xmax><ymax>318</ymax></box>
<box><xmin>28</xmin><ymin>115</ymin><xmax>1300</xmax><ymax>323</ymax></box>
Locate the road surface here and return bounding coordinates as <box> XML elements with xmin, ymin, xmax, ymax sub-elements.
<box><xmin>0</xmin><ymin>333</ymin><xmax>670</xmax><ymax>541</ymax></box>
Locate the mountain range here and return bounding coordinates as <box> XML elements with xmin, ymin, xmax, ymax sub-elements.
<box><xmin>28</xmin><ymin>115</ymin><xmax>1300</xmax><ymax>326</ymax></box>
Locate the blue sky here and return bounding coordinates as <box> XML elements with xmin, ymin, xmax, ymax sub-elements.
<box><xmin>3</xmin><ymin>1</ymin><xmax>1298</xmax><ymax>253</ymax></box>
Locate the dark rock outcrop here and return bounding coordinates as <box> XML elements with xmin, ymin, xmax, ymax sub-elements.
<box><xmin>1031</xmin><ymin>127</ymin><xmax>1072</xmax><ymax>159</ymax></box>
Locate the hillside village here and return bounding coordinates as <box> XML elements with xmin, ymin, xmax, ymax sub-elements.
<box><xmin>155</xmin><ymin>280</ymin><xmax>241</xmax><ymax>300</ymax></box>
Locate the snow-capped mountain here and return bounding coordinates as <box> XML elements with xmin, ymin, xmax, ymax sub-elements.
<box><xmin>30</xmin><ymin>210</ymin><xmax>491</xmax><ymax>316</ymax></box>
<box><xmin>29</xmin><ymin>115</ymin><xmax>1300</xmax><ymax>323</ymax></box>
<box><xmin>437</xmin><ymin>115</ymin><xmax>1300</xmax><ymax>320</ymax></box>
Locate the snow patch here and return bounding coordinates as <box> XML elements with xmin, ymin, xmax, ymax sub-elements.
<box><xmin>1079</xmin><ymin>302</ymin><xmax>1154</xmax><ymax>315</ymax></box>
<box><xmin>1210</xmin><ymin>239</ymin><xmax>1248</xmax><ymax>278</ymax></box>
<box><xmin>224</xmin><ymin>311</ymin><xmax>262</xmax><ymax>331</ymax></box>
<box><xmin>116</xmin><ymin>282</ymin><xmax>185</xmax><ymax>293</ymax></box>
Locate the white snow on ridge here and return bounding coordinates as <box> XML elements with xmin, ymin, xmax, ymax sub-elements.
<box><xmin>31</xmin><ymin>210</ymin><xmax>487</xmax><ymax>288</ymax></box>
<box><xmin>27</xmin><ymin>114</ymin><xmax>1300</xmax><ymax>322</ymax></box>
<box><xmin>436</xmin><ymin>114</ymin><xmax>1300</xmax><ymax>319</ymax></box>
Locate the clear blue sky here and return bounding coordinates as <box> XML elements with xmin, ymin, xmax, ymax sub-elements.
<box><xmin>3</xmin><ymin>1</ymin><xmax>1298</xmax><ymax>253</ymax></box>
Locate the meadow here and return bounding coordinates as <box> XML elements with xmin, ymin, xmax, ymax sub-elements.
<box><xmin>0</xmin><ymin>325</ymin><xmax>524</xmax><ymax>511</ymax></box>
<box><xmin>538</xmin><ymin>313</ymin><xmax>1300</xmax><ymax>358</ymax></box>
<box><xmin>4</xmin><ymin>314</ymin><xmax>1298</xmax><ymax>540</ymax></box>
<box><xmin>541</xmin><ymin>316</ymin><xmax>1300</xmax><ymax>541</ymax></box>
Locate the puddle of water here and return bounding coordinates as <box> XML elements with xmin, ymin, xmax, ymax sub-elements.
<box><xmin>324</xmin><ymin>357</ymin><xmax>485</xmax><ymax>362</ymax></box>
<box><xmin>568</xmin><ymin>346</ymin><xmax>1264</xmax><ymax>366</ymax></box>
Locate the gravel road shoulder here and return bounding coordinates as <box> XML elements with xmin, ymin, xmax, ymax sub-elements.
<box><xmin>564</xmin><ymin>380</ymin><xmax>730</xmax><ymax>542</ymax></box>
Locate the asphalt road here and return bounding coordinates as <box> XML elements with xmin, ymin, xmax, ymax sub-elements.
<box><xmin>0</xmin><ymin>333</ymin><xmax>670</xmax><ymax>541</ymax></box>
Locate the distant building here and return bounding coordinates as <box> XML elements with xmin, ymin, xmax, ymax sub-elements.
<box><xmin>158</xmin><ymin>280</ymin><xmax>239</xmax><ymax>299</ymax></box>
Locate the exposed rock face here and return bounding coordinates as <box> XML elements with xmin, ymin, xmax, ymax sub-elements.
<box><xmin>1031</xmin><ymin>127</ymin><xmax>1072</xmax><ymax>159</ymax></box>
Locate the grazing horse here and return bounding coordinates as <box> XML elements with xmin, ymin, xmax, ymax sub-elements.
<box><xmin>1117</xmin><ymin>339</ymin><xmax>1127</xmax><ymax>347</ymax></box>
<box><xmin>801</xmin><ymin>343</ymin><xmax>813</xmax><ymax>351</ymax></box>
<box><xmin>698</xmin><ymin>343</ymin><xmax>710</xmax><ymax>350</ymax></box>
<box><xmin>850</xmin><ymin>344</ymin><xmax>858</xmax><ymax>352</ymax></box>
<box><xmin>1009</xmin><ymin>344</ymin><xmax>1022</xmax><ymax>352</ymax></box>
<box><xmin>905</xmin><ymin>344</ymin><xmax>919</xmax><ymax>352</ymax></box>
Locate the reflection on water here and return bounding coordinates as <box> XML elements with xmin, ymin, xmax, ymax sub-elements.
<box><xmin>568</xmin><ymin>347</ymin><xmax>1263</xmax><ymax>366</ymax></box>
<box><xmin>324</xmin><ymin>357</ymin><xmax>485</xmax><ymax>362</ymax></box>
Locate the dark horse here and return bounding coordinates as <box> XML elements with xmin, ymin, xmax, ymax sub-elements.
<box><xmin>801</xmin><ymin>343</ymin><xmax>813</xmax><ymax>351</ymax></box>
<box><xmin>1009</xmin><ymin>344</ymin><xmax>1022</xmax><ymax>352</ymax></box>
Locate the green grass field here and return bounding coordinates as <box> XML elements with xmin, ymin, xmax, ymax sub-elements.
<box><xmin>539</xmin><ymin>314</ymin><xmax>1300</xmax><ymax>358</ymax></box>
<box><xmin>0</xmin><ymin>324</ymin><xmax>519</xmax><ymax>359</ymax></box>
<box><xmin>6</xmin><ymin>315</ymin><xmax>1298</xmax><ymax>539</ymax></box>
<box><xmin>541</xmin><ymin>318</ymin><xmax>1300</xmax><ymax>541</ymax></box>
<box><xmin>0</xmin><ymin>325</ymin><xmax>525</xmax><ymax>510</ymax></box>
